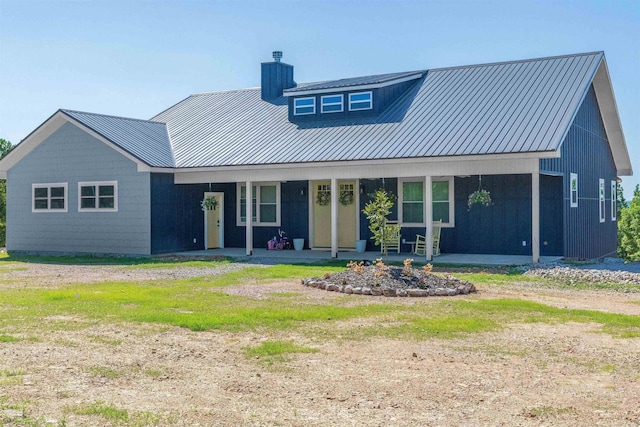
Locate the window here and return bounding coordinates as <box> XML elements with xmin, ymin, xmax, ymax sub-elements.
<box><xmin>78</xmin><ymin>181</ymin><xmax>118</xmax><ymax>212</ymax></box>
<box><xmin>321</xmin><ymin>95</ymin><xmax>343</xmax><ymax>113</ymax></box>
<box><xmin>293</xmin><ymin>97</ymin><xmax>315</xmax><ymax>116</ymax></box>
<box><xmin>611</xmin><ymin>180</ymin><xmax>617</xmax><ymax>221</ymax></box>
<box><xmin>32</xmin><ymin>183</ymin><xmax>67</xmax><ymax>212</ymax></box>
<box><xmin>348</xmin><ymin>91</ymin><xmax>372</xmax><ymax>111</ymax></box>
<box><xmin>237</xmin><ymin>183</ymin><xmax>280</xmax><ymax>226</ymax></box>
<box><xmin>398</xmin><ymin>177</ymin><xmax>454</xmax><ymax>227</ymax></box>
<box><xmin>570</xmin><ymin>173</ymin><xmax>578</xmax><ymax>208</ymax></box>
<box><xmin>599</xmin><ymin>179</ymin><xmax>605</xmax><ymax>223</ymax></box>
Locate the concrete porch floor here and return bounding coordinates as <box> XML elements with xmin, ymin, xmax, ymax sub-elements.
<box><xmin>168</xmin><ymin>247</ymin><xmax>561</xmax><ymax>266</ymax></box>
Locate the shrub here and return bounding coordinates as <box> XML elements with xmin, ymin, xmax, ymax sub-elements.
<box><xmin>618</xmin><ymin>184</ymin><xmax>640</xmax><ymax>262</ymax></box>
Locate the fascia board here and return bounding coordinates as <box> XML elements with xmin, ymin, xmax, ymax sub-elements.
<box><xmin>592</xmin><ymin>58</ymin><xmax>633</xmax><ymax>176</ymax></box>
<box><xmin>175</xmin><ymin>156</ymin><xmax>545</xmax><ymax>184</ymax></box>
<box><xmin>283</xmin><ymin>73</ymin><xmax>423</xmax><ymax>97</ymax></box>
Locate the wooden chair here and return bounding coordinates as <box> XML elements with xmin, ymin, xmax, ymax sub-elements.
<box><xmin>414</xmin><ymin>220</ymin><xmax>442</xmax><ymax>256</ymax></box>
<box><xmin>381</xmin><ymin>222</ymin><xmax>401</xmax><ymax>255</ymax></box>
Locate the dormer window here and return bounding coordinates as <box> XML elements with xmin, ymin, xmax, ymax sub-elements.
<box><xmin>321</xmin><ymin>95</ymin><xmax>343</xmax><ymax>113</ymax></box>
<box><xmin>349</xmin><ymin>91</ymin><xmax>372</xmax><ymax>111</ymax></box>
<box><xmin>294</xmin><ymin>97</ymin><xmax>315</xmax><ymax>115</ymax></box>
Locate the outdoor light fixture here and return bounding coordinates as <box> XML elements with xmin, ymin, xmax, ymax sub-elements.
<box><xmin>300</xmin><ymin>186</ymin><xmax>306</xmax><ymax>196</ymax></box>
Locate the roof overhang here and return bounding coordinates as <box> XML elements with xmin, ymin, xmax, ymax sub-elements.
<box><xmin>0</xmin><ymin>110</ymin><xmax>154</xmax><ymax>178</ymax></box>
<box><xmin>592</xmin><ymin>58</ymin><xmax>633</xmax><ymax>176</ymax></box>
<box><xmin>283</xmin><ymin>72</ymin><xmax>424</xmax><ymax>97</ymax></box>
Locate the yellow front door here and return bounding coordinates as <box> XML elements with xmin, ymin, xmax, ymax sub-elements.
<box><xmin>204</xmin><ymin>192</ymin><xmax>223</xmax><ymax>249</ymax></box>
<box><xmin>312</xmin><ymin>181</ymin><xmax>357</xmax><ymax>248</ymax></box>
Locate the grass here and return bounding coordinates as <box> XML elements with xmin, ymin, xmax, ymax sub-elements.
<box><xmin>0</xmin><ymin>258</ymin><xmax>638</xmax><ymax>340</ymax></box>
<box><xmin>244</xmin><ymin>340</ymin><xmax>318</xmax><ymax>365</ymax></box>
<box><xmin>87</xmin><ymin>366</ymin><xmax>122</xmax><ymax>379</ymax></box>
<box><xmin>0</xmin><ymin>334</ymin><xmax>20</xmax><ymax>343</ymax></box>
<box><xmin>65</xmin><ymin>400</ymin><xmax>172</xmax><ymax>426</ymax></box>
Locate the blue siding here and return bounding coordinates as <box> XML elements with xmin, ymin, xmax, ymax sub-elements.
<box><xmin>540</xmin><ymin>84</ymin><xmax>617</xmax><ymax>259</ymax></box>
<box><xmin>261</xmin><ymin>61</ymin><xmax>295</xmax><ymax>101</ymax></box>
<box><xmin>7</xmin><ymin>122</ymin><xmax>151</xmax><ymax>255</ymax></box>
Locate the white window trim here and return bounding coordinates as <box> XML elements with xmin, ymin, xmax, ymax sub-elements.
<box><xmin>398</xmin><ymin>177</ymin><xmax>454</xmax><ymax>228</ymax></box>
<box><xmin>611</xmin><ymin>180</ymin><xmax>617</xmax><ymax>221</ymax></box>
<box><xmin>348</xmin><ymin>91</ymin><xmax>373</xmax><ymax>111</ymax></box>
<box><xmin>293</xmin><ymin>97</ymin><xmax>316</xmax><ymax>116</ymax></box>
<box><xmin>32</xmin><ymin>182</ymin><xmax>68</xmax><ymax>213</ymax></box>
<box><xmin>599</xmin><ymin>178</ymin><xmax>605</xmax><ymax>223</ymax></box>
<box><xmin>78</xmin><ymin>181</ymin><xmax>118</xmax><ymax>212</ymax></box>
<box><xmin>321</xmin><ymin>94</ymin><xmax>344</xmax><ymax>113</ymax></box>
<box><xmin>236</xmin><ymin>182</ymin><xmax>281</xmax><ymax>227</ymax></box>
<box><xmin>570</xmin><ymin>173</ymin><xmax>578</xmax><ymax>208</ymax></box>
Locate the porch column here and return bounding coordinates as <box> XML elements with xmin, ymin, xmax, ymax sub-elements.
<box><xmin>532</xmin><ymin>172</ymin><xmax>540</xmax><ymax>263</ymax></box>
<box><xmin>246</xmin><ymin>180</ymin><xmax>253</xmax><ymax>256</ymax></box>
<box><xmin>331</xmin><ymin>178</ymin><xmax>338</xmax><ymax>258</ymax></box>
<box><xmin>424</xmin><ymin>175</ymin><xmax>433</xmax><ymax>261</ymax></box>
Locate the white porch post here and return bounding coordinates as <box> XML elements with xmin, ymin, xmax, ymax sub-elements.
<box><xmin>425</xmin><ymin>175</ymin><xmax>433</xmax><ymax>261</ymax></box>
<box><xmin>245</xmin><ymin>180</ymin><xmax>253</xmax><ymax>256</ymax></box>
<box><xmin>331</xmin><ymin>178</ymin><xmax>338</xmax><ymax>258</ymax></box>
<box><xmin>532</xmin><ymin>172</ymin><xmax>540</xmax><ymax>263</ymax></box>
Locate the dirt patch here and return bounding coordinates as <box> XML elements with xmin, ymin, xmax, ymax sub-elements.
<box><xmin>1</xmin><ymin>262</ymin><xmax>639</xmax><ymax>426</ymax></box>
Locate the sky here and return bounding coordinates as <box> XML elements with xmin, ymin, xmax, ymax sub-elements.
<box><xmin>0</xmin><ymin>0</ymin><xmax>638</xmax><ymax>199</ymax></box>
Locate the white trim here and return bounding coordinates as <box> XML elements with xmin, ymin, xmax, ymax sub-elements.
<box><xmin>611</xmin><ymin>180</ymin><xmax>617</xmax><ymax>221</ymax></box>
<box><xmin>321</xmin><ymin>94</ymin><xmax>344</xmax><ymax>114</ymax></box>
<box><xmin>32</xmin><ymin>182</ymin><xmax>68</xmax><ymax>213</ymax></box>
<box><xmin>570</xmin><ymin>173</ymin><xmax>578</xmax><ymax>208</ymax></box>
<box><xmin>398</xmin><ymin>177</ymin><xmax>454</xmax><ymax>228</ymax></box>
<box><xmin>599</xmin><ymin>178</ymin><xmax>605</xmax><ymax>223</ymax></box>
<box><xmin>78</xmin><ymin>181</ymin><xmax>118</xmax><ymax>212</ymax></box>
<box><xmin>348</xmin><ymin>91</ymin><xmax>373</xmax><ymax>111</ymax></box>
<box><xmin>236</xmin><ymin>182</ymin><xmax>281</xmax><ymax>226</ymax></box>
<box><xmin>283</xmin><ymin>73</ymin><xmax>423</xmax><ymax>97</ymax></box>
<box><xmin>293</xmin><ymin>97</ymin><xmax>316</xmax><ymax>116</ymax></box>
<box><xmin>203</xmin><ymin>192</ymin><xmax>224</xmax><ymax>249</ymax></box>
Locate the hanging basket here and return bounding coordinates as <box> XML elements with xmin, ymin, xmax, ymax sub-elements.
<box><xmin>201</xmin><ymin>196</ymin><xmax>218</xmax><ymax>211</ymax></box>
<box><xmin>468</xmin><ymin>189</ymin><xmax>492</xmax><ymax>209</ymax></box>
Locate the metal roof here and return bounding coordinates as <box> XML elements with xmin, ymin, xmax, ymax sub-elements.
<box><xmin>283</xmin><ymin>70</ymin><xmax>424</xmax><ymax>94</ymax></box>
<box><xmin>152</xmin><ymin>52</ymin><xmax>605</xmax><ymax>168</ymax></box>
<box><xmin>61</xmin><ymin>109</ymin><xmax>174</xmax><ymax>167</ymax></box>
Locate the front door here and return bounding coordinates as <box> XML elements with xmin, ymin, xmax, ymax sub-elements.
<box><xmin>204</xmin><ymin>192</ymin><xmax>224</xmax><ymax>249</ymax></box>
<box><xmin>312</xmin><ymin>181</ymin><xmax>357</xmax><ymax>248</ymax></box>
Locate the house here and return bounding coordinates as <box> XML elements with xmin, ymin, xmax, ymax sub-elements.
<box><xmin>0</xmin><ymin>51</ymin><xmax>633</xmax><ymax>262</ymax></box>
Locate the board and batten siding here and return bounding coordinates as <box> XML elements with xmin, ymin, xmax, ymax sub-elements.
<box><xmin>7</xmin><ymin>122</ymin><xmax>151</xmax><ymax>255</ymax></box>
<box><xmin>540</xmin><ymin>84</ymin><xmax>618</xmax><ymax>259</ymax></box>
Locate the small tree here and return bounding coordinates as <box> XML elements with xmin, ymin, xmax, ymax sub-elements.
<box><xmin>0</xmin><ymin>138</ymin><xmax>12</xmax><ymax>247</ymax></box>
<box><xmin>362</xmin><ymin>189</ymin><xmax>396</xmax><ymax>254</ymax></box>
<box><xmin>618</xmin><ymin>184</ymin><xmax>640</xmax><ymax>262</ymax></box>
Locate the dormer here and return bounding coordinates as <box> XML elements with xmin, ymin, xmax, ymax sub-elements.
<box><xmin>284</xmin><ymin>71</ymin><xmax>424</xmax><ymax>122</ymax></box>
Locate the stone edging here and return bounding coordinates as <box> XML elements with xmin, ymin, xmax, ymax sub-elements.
<box><xmin>301</xmin><ymin>278</ymin><xmax>476</xmax><ymax>297</ymax></box>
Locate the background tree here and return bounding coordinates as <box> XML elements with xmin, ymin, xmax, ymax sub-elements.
<box><xmin>362</xmin><ymin>189</ymin><xmax>397</xmax><ymax>256</ymax></box>
<box><xmin>618</xmin><ymin>184</ymin><xmax>640</xmax><ymax>262</ymax></box>
<box><xmin>0</xmin><ymin>138</ymin><xmax>12</xmax><ymax>247</ymax></box>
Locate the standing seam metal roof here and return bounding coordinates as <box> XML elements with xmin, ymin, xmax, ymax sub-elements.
<box><xmin>152</xmin><ymin>52</ymin><xmax>603</xmax><ymax>168</ymax></box>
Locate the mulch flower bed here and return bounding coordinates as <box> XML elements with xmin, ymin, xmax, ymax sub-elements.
<box><xmin>303</xmin><ymin>260</ymin><xmax>476</xmax><ymax>297</ymax></box>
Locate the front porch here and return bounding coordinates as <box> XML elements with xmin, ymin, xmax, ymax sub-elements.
<box><xmin>169</xmin><ymin>248</ymin><xmax>561</xmax><ymax>266</ymax></box>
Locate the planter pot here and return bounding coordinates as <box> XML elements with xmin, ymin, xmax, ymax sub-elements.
<box><xmin>293</xmin><ymin>238</ymin><xmax>305</xmax><ymax>251</ymax></box>
<box><xmin>355</xmin><ymin>240</ymin><xmax>367</xmax><ymax>253</ymax></box>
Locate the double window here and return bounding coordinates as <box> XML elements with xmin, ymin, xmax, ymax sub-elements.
<box><xmin>78</xmin><ymin>181</ymin><xmax>118</xmax><ymax>212</ymax></box>
<box><xmin>237</xmin><ymin>183</ymin><xmax>280</xmax><ymax>226</ymax></box>
<box><xmin>293</xmin><ymin>97</ymin><xmax>315</xmax><ymax>116</ymax></box>
<box><xmin>348</xmin><ymin>91</ymin><xmax>372</xmax><ymax>111</ymax></box>
<box><xmin>398</xmin><ymin>178</ymin><xmax>454</xmax><ymax>227</ymax></box>
<box><xmin>32</xmin><ymin>183</ymin><xmax>68</xmax><ymax>212</ymax></box>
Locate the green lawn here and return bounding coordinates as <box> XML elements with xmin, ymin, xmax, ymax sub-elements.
<box><xmin>0</xmin><ymin>256</ymin><xmax>638</xmax><ymax>339</ymax></box>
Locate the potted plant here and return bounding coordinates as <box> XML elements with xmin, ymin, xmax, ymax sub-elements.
<box><xmin>201</xmin><ymin>196</ymin><xmax>218</xmax><ymax>211</ymax></box>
